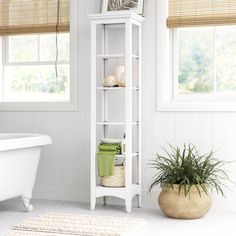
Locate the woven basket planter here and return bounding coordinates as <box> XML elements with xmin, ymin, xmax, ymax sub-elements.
<box><xmin>158</xmin><ymin>184</ymin><xmax>212</xmax><ymax>219</ymax></box>
<box><xmin>101</xmin><ymin>165</ymin><xmax>125</xmax><ymax>187</ymax></box>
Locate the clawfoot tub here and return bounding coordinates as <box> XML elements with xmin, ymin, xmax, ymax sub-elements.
<box><xmin>0</xmin><ymin>134</ymin><xmax>52</xmax><ymax>211</ymax></box>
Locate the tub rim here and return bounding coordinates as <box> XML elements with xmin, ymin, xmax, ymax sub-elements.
<box><xmin>0</xmin><ymin>133</ymin><xmax>52</xmax><ymax>152</ymax></box>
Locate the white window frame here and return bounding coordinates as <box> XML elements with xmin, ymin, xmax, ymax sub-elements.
<box><xmin>0</xmin><ymin>0</ymin><xmax>78</xmax><ymax>111</ymax></box>
<box><xmin>156</xmin><ymin>0</ymin><xmax>236</xmax><ymax>112</ymax></box>
<box><xmin>5</xmin><ymin>34</ymin><xmax>70</xmax><ymax>66</ymax></box>
<box><xmin>3</xmin><ymin>34</ymin><xmax>70</xmax><ymax>103</ymax></box>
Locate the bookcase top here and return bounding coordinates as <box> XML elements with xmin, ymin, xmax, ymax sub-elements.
<box><xmin>88</xmin><ymin>12</ymin><xmax>145</xmax><ymax>23</ymax></box>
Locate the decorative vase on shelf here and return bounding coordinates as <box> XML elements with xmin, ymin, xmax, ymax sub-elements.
<box><xmin>103</xmin><ymin>75</ymin><xmax>118</xmax><ymax>87</ymax></box>
<box><xmin>114</xmin><ymin>62</ymin><xmax>125</xmax><ymax>87</ymax></box>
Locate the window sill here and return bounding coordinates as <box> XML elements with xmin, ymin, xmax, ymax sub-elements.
<box><xmin>157</xmin><ymin>100</ymin><xmax>236</xmax><ymax>112</ymax></box>
<box><xmin>0</xmin><ymin>101</ymin><xmax>78</xmax><ymax>112</ymax></box>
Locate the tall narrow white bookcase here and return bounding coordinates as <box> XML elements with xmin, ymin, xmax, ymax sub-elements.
<box><xmin>89</xmin><ymin>12</ymin><xmax>144</xmax><ymax>213</ymax></box>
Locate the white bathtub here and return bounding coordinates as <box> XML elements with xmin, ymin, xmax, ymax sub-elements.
<box><xmin>0</xmin><ymin>133</ymin><xmax>52</xmax><ymax>211</ymax></box>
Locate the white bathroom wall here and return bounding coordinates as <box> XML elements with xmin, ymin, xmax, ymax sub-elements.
<box><xmin>0</xmin><ymin>0</ymin><xmax>96</xmax><ymax>202</ymax></box>
<box><xmin>0</xmin><ymin>0</ymin><xmax>235</xmax><ymax>209</ymax></box>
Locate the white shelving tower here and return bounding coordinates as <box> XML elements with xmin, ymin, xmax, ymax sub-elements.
<box><xmin>89</xmin><ymin>12</ymin><xmax>144</xmax><ymax>213</ymax></box>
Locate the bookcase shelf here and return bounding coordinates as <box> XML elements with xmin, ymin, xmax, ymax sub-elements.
<box><xmin>95</xmin><ymin>184</ymin><xmax>141</xmax><ymax>199</ymax></box>
<box><xmin>96</xmin><ymin>122</ymin><xmax>139</xmax><ymax>126</ymax></box>
<box><xmin>89</xmin><ymin>12</ymin><xmax>144</xmax><ymax>213</ymax></box>
<box><xmin>96</xmin><ymin>87</ymin><xmax>139</xmax><ymax>90</ymax></box>
<box><xmin>97</xmin><ymin>54</ymin><xmax>139</xmax><ymax>59</ymax></box>
<box><xmin>116</xmin><ymin>153</ymin><xmax>139</xmax><ymax>158</ymax></box>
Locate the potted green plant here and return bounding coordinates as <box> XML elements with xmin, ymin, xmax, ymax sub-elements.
<box><xmin>149</xmin><ymin>144</ymin><xmax>230</xmax><ymax>219</ymax></box>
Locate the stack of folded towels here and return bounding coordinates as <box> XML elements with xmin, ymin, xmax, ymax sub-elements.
<box><xmin>97</xmin><ymin>142</ymin><xmax>121</xmax><ymax>177</ymax></box>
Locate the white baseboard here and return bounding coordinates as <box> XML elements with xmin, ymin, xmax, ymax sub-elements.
<box><xmin>33</xmin><ymin>185</ymin><xmax>89</xmax><ymax>203</ymax></box>
<box><xmin>32</xmin><ymin>185</ymin><xmax>157</xmax><ymax>207</ymax></box>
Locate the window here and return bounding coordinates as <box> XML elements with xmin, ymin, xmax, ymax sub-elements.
<box><xmin>156</xmin><ymin>0</ymin><xmax>236</xmax><ymax>111</ymax></box>
<box><xmin>0</xmin><ymin>0</ymin><xmax>78</xmax><ymax>111</ymax></box>
<box><xmin>175</xmin><ymin>26</ymin><xmax>236</xmax><ymax>97</ymax></box>
<box><xmin>2</xmin><ymin>33</ymin><xmax>70</xmax><ymax>102</ymax></box>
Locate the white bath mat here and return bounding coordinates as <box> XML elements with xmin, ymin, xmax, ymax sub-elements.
<box><xmin>6</xmin><ymin>231</ymin><xmax>55</xmax><ymax>236</ymax></box>
<box><xmin>6</xmin><ymin>213</ymin><xmax>146</xmax><ymax>236</ymax></box>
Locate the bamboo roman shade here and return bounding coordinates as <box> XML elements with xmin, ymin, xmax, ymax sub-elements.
<box><xmin>0</xmin><ymin>0</ymin><xmax>69</xmax><ymax>36</ymax></box>
<box><xmin>167</xmin><ymin>0</ymin><xmax>236</xmax><ymax>28</ymax></box>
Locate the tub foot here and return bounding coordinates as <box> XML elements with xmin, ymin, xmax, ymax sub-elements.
<box><xmin>20</xmin><ymin>195</ymin><xmax>33</xmax><ymax>212</ymax></box>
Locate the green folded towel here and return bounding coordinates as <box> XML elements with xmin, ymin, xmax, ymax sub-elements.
<box><xmin>97</xmin><ymin>143</ymin><xmax>121</xmax><ymax>177</ymax></box>
<box><xmin>97</xmin><ymin>151</ymin><xmax>116</xmax><ymax>177</ymax></box>
<box><xmin>98</xmin><ymin>143</ymin><xmax>121</xmax><ymax>154</ymax></box>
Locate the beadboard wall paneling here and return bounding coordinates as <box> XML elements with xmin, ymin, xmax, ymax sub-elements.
<box><xmin>0</xmin><ymin>0</ymin><xmax>235</xmax><ymax>209</ymax></box>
